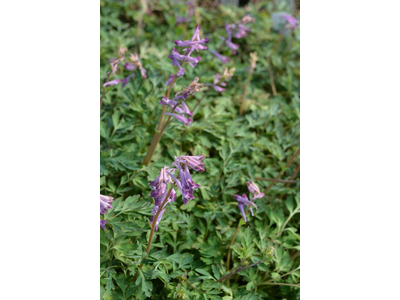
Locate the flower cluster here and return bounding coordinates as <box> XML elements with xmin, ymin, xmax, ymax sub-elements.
<box><xmin>209</xmin><ymin>15</ymin><xmax>255</xmax><ymax>62</ymax></box>
<box><xmin>161</xmin><ymin>77</ymin><xmax>204</xmax><ymax>126</ymax></box>
<box><xmin>100</xmin><ymin>194</ymin><xmax>114</xmax><ymax>229</ymax></box>
<box><xmin>168</xmin><ymin>25</ymin><xmax>208</xmax><ymax>81</ymax></box>
<box><xmin>176</xmin><ymin>1</ymin><xmax>195</xmax><ymax>25</ymax></box>
<box><xmin>205</xmin><ymin>68</ymin><xmax>235</xmax><ymax>93</ymax></box>
<box><xmin>103</xmin><ymin>49</ymin><xmax>147</xmax><ymax>87</ymax></box>
<box><xmin>160</xmin><ymin>26</ymin><xmax>208</xmax><ymax>126</ymax></box>
<box><xmin>149</xmin><ymin>155</ymin><xmax>205</xmax><ymax>230</ymax></box>
<box><xmin>234</xmin><ymin>180</ymin><xmax>264</xmax><ymax>222</ymax></box>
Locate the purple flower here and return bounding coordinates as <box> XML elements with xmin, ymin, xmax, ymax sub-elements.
<box><xmin>174</xmin><ymin>77</ymin><xmax>204</xmax><ymax>100</ymax></box>
<box><xmin>129</xmin><ymin>53</ymin><xmax>147</xmax><ymax>78</ymax></box>
<box><xmin>100</xmin><ymin>194</ymin><xmax>113</xmax><ymax>229</ymax></box>
<box><xmin>169</xmin><ymin>48</ymin><xmax>201</xmax><ymax>68</ymax></box>
<box><xmin>234</xmin><ymin>193</ymin><xmax>258</xmax><ymax>223</ymax></box>
<box><xmin>103</xmin><ymin>74</ymin><xmax>134</xmax><ymax>87</ymax></box>
<box><xmin>174</xmin><ymin>155</ymin><xmax>205</xmax><ymax>172</ymax></box>
<box><xmin>149</xmin><ymin>167</ymin><xmax>177</xmax><ymax>231</ymax></box>
<box><xmin>164</xmin><ymin>112</ymin><xmax>193</xmax><ymax>126</ymax></box>
<box><xmin>234</xmin><ymin>23</ymin><xmax>250</xmax><ymax>39</ymax></box>
<box><xmin>100</xmin><ymin>194</ymin><xmax>113</xmax><ymax>215</ymax></box>
<box><xmin>175</xmin><ymin>164</ymin><xmax>200</xmax><ymax>205</ymax></box>
<box><xmin>160</xmin><ymin>96</ymin><xmax>179</xmax><ymax>108</ymax></box>
<box><xmin>225</xmin><ymin>40</ymin><xmax>239</xmax><ymax>55</ymax></box>
<box><xmin>247</xmin><ymin>180</ymin><xmax>265</xmax><ymax>201</ymax></box>
<box><xmin>149</xmin><ymin>166</ymin><xmax>175</xmax><ymax>207</ymax></box>
<box><xmin>159</xmin><ymin>97</ymin><xmax>193</xmax><ymax>116</ymax></box>
<box><xmin>241</xmin><ymin>15</ymin><xmax>255</xmax><ymax>24</ymax></box>
<box><xmin>279</xmin><ymin>13</ymin><xmax>299</xmax><ymax>30</ymax></box>
<box><xmin>100</xmin><ymin>220</ymin><xmax>107</xmax><ymax>230</ymax></box>
<box><xmin>205</xmin><ymin>73</ymin><xmax>227</xmax><ymax>93</ymax></box>
<box><xmin>169</xmin><ymin>157</ymin><xmax>202</xmax><ymax>205</ymax></box>
<box><xmin>174</xmin><ymin>25</ymin><xmax>209</xmax><ymax>54</ymax></box>
<box><xmin>165</xmin><ymin>74</ymin><xmax>176</xmax><ymax>86</ymax></box>
<box><xmin>169</xmin><ymin>53</ymin><xmax>186</xmax><ymax>77</ymax></box>
<box><xmin>151</xmin><ymin>188</ymin><xmax>176</xmax><ymax>231</ymax></box>
<box><xmin>124</xmin><ymin>62</ymin><xmax>135</xmax><ymax>71</ymax></box>
<box><xmin>209</xmin><ymin>49</ymin><xmax>230</xmax><ymax>64</ymax></box>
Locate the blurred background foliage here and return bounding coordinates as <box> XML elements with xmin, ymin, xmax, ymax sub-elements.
<box><xmin>101</xmin><ymin>0</ymin><xmax>299</xmax><ymax>299</ymax></box>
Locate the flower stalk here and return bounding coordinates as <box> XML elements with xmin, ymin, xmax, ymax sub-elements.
<box><xmin>142</xmin><ymin>26</ymin><xmax>207</xmax><ymax>165</ymax></box>
<box><xmin>145</xmin><ymin>187</ymin><xmax>174</xmax><ymax>256</ymax></box>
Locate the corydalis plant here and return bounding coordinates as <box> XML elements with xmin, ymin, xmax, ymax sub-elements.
<box><xmin>234</xmin><ymin>180</ymin><xmax>264</xmax><ymax>222</ymax></box>
<box><xmin>142</xmin><ymin>26</ymin><xmax>208</xmax><ymax>165</ymax></box>
<box><xmin>100</xmin><ymin>194</ymin><xmax>113</xmax><ymax>229</ymax></box>
<box><xmin>148</xmin><ymin>155</ymin><xmax>204</xmax><ymax>240</ymax></box>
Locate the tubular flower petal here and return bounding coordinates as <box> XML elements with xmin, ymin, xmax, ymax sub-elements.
<box><xmin>165</xmin><ymin>74</ymin><xmax>175</xmax><ymax>86</ymax></box>
<box><xmin>279</xmin><ymin>13</ymin><xmax>299</xmax><ymax>30</ymax></box>
<box><xmin>129</xmin><ymin>53</ymin><xmax>147</xmax><ymax>78</ymax></box>
<box><xmin>174</xmin><ymin>25</ymin><xmax>209</xmax><ymax>53</ymax></box>
<box><xmin>103</xmin><ymin>74</ymin><xmax>134</xmax><ymax>87</ymax></box>
<box><xmin>100</xmin><ymin>220</ymin><xmax>107</xmax><ymax>230</ymax></box>
<box><xmin>225</xmin><ymin>40</ymin><xmax>239</xmax><ymax>55</ymax></box>
<box><xmin>100</xmin><ymin>195</ymin><xmax>113</xmax><ymax>215</ymax></box>
<box><xmin>209</xmin><ymin>49</ymin><xmax>230</xmax><ymax>64</ymax></box>
<box><xmin>234</xmin><ymin>194</ymin><xmax>258</xmax><ymax>223</ymax></box>
<box><xmin>100</xmin><ymin>194</ymin><xmax>113</xmax><ymax>229</ymax></box>
<box><xmin>246</xmin><ymin>180</ymin><xmax>265</xmax><ymax>201</ymax></box>
<box><xmin>164</xmin><ymin>112</ymin><xmax>193</xmax><ymax>126</ymax></box>
<box><xmin>174</xmin><ymin>155</ymin><xmax>205</xmax><ymax>172</ymax></box>
<box><xmin>149</xmin><ymin>167</ymin><xmax>177</xmax><ymax>231</ymax></box>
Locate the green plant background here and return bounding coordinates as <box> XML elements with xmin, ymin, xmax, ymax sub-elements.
<box><xmin>100</xmin><ymin>1</ymin><xmax>300</xmax><ymax>299</ymax></box>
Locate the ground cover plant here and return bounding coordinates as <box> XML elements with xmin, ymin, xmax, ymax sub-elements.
<box><xmin>100</xmin><ymin>1</ymin><xmax>300</xmax><ymax>299</ymax></box>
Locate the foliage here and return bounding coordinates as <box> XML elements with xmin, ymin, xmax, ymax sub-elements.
<box><xmin>101</xmin><ymin>0</ymin><xmax>300</xmax><ymax>299</ymax></box>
